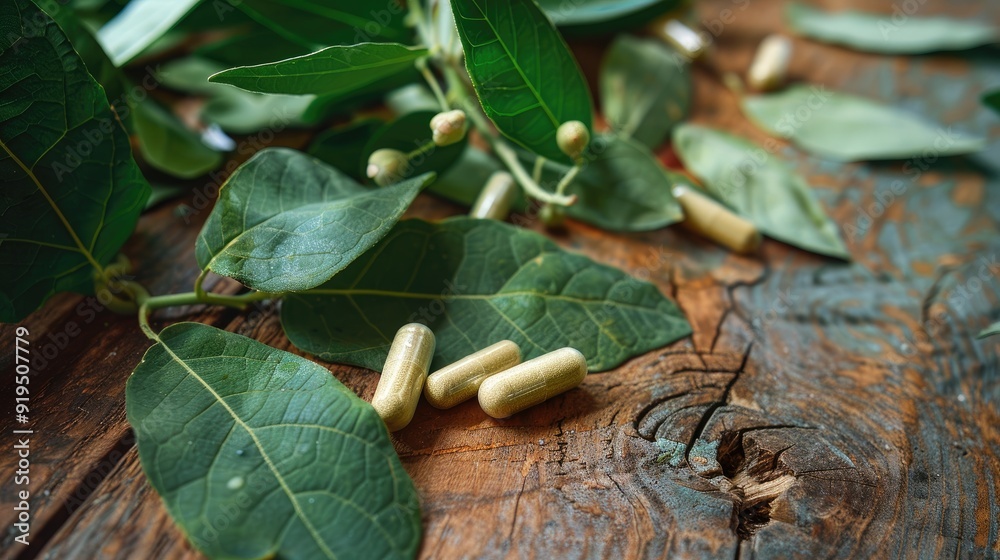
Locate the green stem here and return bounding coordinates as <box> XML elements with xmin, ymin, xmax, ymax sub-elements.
<box><xmin>416</xmin><ymin>58</ymin><xmax>450</xmax><ymax>111</ymax></box>
<box><xmin>554</xmin><ymin>164</ymin><xmax>582</xmax><ymax>197</ymax></box>
<box><xmin>407</xmin><ymin>139</ymin><xmax>437</xmax><ymax>159</ymax></box>
<box><xmin>532</xmin><ymin>156</ymin><xmax>546</xmax><ymax>184</ymax></box>
<box><xmin>137</xmin><ymin>289</ymin><xmax>274</xmax><ymax>340</ymax></box>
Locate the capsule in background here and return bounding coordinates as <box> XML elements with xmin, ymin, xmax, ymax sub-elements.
<box><xmin>424</xmin><ymin>341</ymin><xmax>521</xmax><ymax>409</ymax></box>
<box><xmin>470</xmin><ymin>171</ymin><xmax>518</xmax><ymax>220</ymax></box>
<box><xmin>371</xmin><ymin>323</ymin><xmax>435</xmax><ymax>431</ymax></box>
<box><xmin>673</xmin><ymin>185</ymin><xmax>762</xmax><ymax>254</ymax></box>
<box><xmin>478</xmin><ymin>347</ymin><xmax>588</xmax><ymax>419</ymax></box>
<box><xmin>654</xmin><ymin>19</ymin><xmax>706</xmax><ymax>60</ymax></box>
<box><xmin>747</xmin><ymin>34</ymin><xmax>792</xmax><ymax>92</ymax></box>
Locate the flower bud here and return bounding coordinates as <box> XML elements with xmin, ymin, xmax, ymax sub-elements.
<box><xmin>430</xmin><ymin>109</ymin><xmax>468</xmax><ymax>147</ymax></box>
<box><xmin>556</xmin><ymin>120</ymin><xmax>590</xmax><ymax>161</ymax></box>
<box><xmin>539</xmin><ymin>203</ymin><xmax>566</xmax><ymax>229</ymax></box>
<box><xmin>366</xmin><ymin>148</ymin><xmax>409</xmax><ymax>186</ymax></box>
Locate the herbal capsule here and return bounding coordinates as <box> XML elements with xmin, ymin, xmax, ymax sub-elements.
<box><xmin>747</xmin><ymin>34</ymin><xmax>792</xmax><ymax>92</ymax></box>
<box><xmin>655</xmin><ymin>19</ymin><xmax>706</xmax><ymax>59</ymax></box>
<box><xmin>477</xmin><ymin>348</ymin><xmax>588</xmax><ymax>419</ymax></box>
<box><xmin>470</xmin><ymin>171</ymin><xmax>517</xmax><ymax>220</ymax></box>
<box><xmin>673</xmin><ymin>185</ymin><xmax>762</xmax><ymax>254</ymax></box>
<box><xmin>371</xmin><ymin>323</ymin><xmax>435</xmax><ymax>431</ymax></box>
<box><xmin>424</xmin><ymin>340</ymin><xmax>521</xmax><ymax>409</ymax></box>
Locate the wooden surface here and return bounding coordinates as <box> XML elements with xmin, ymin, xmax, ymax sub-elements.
<box><xmin>3</xmin><ymin>0</ymin><xmax>1000</xmax><ymax>558</ymax></box>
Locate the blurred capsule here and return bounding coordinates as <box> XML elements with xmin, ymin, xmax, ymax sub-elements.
<box><xmin>655</xmin><ymin>19</ymin><xmax>706</xmax><ymax>59</ymax></box>
<box><xmin>673</xmin><ymin>184</ymin><xmax>761</xmax><ymax>254</ymax></box>
<box><xmin>747</xmin><ymin>34</ymin><xmax>792</xmax><ymax>92</ymax></box>
<box><xmin>470</xmin><ymin>171</ymin><xmax>518</xmax><ymax>220</ymax></box>
<box><xmin>478</xmin><ymin>347</ymin><xmax>588</xmax><ymax>419</ymax></box>
<box><xmin>424</xmin><ymin>340</ymin><xmax>521</xmax><ymax>409</ymax></box>
<box><xmin>372</xmin><ymin>323</ymin><xmax>435</xmax><ymax>431</ymax></box>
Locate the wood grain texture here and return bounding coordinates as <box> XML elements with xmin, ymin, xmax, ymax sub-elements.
<box><xmin>2</xmin><ymin>0</ymin><xmax>1000</xmax><ymax>558</ymax></box>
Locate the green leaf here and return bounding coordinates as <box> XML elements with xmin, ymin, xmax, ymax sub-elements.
<box><xmin>96</xmin><ymin>0</ymin><xmax>201</xmax><ymax>65</ymax></box>
<box><xmin>672</xmin><ymin>124</ymin><xmax>849</xmax><ymax>259</ymax></box>
<box><xmin>129</xmin><ymin>98</ymin><xmax>223</xmax><ymax>178</ymax></box>
<box><xmin>741</xmin><ymin>85</ymin><xmax>985</xmax><ymax>162</ymax></box>
<box><xmin>361</xmin><ymin>111</ymin><xmax>467</xmax><ymax>183</ymax></box>
<box><xmin>979</xmin><ymin>321</ymin><xmax>1000</xmax><ymax>339</ymax></box>
<box><xmin>158</xmin><ymin>57</ymin><xmax>317</xmax><ymax>134</ymax></box>
<box><xmin>236</xmin><ymin>0</ymin><xmax>411</xmax><ymax>47</ymax></box>
<box><xmin>600</xmin><ymin>35</ymin><xmax>691</xmax><ymax>149</ymax></box>
<box><xmin>282</xmin><ymin>217</ymin><xmax>690</xmax><ymax>372</ymax></box>
<box><xmin>451</xmin><ymin>0</ymin><xmax>593</xmax><ymax>163</ymax></box>
<box><xmin>307</xmin><ymin>119</ymin><xmax>384</xmax><ymax>182</ymax></box>
<box><xmin>127</xmin><ymin>322</ymin><xmax>420</xmax><ymax>560</ymax></box>
<box><xmin>196</xmin><ymin>28</ymin><xmax>311</xmax><ymax>67</ymax></box>
<box><xmin>984</xmin><ymin>90</ymin><xmax>1000</xmax><ymax>116</ymax></box>
<box><xmin>195</xmin><ymin>148</ymin><xmax>431</xmax><ymax>293</ymax></box>
<box><xmin>786</xmin><ymin>3</ymin><xmax>998</xmax><ymax>54</ymax></box>
<box><xmin>564</xmin><ymin>136</ymin><xmax>686</xmax><ymax>231</ymax></box>
<box><xmin>0</xmin><ymin>0</ymin><xmax>150</xmax><ymax>322</ymax></box>
<box><xmin>537</xmin><ymin>0</ymin><xmax>684</xmax><ymax>34</ymax></box>
<box><xmin>208</xmin><ymin>43</ymin><xmax>428</xmax><ymax>99</ymax></box>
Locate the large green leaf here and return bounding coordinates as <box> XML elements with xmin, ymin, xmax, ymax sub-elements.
<box><xmin>96</xmin><ymin>0</ymin><xmax>201</xmax><ymax>65</ymax></box>
<box><xmin>129</xmin><ymin>97</ymin><xmax>223</xmax><ymax>178</ymax></box>
<box><xmin>0</xmin><ymin>0</ymin><xmax>150</xmax><ymax>322</ymax></box>
<box><xmin>451</xmin><ymin>0</ymin><xmax>593</xmax><ymax>163</ymax></box>
<box><xmin>208</xmin><ymin>43</ymin><xmax>428</xmax><ymax>99</ymax></box>
<box><xmin>741</xmin><ymin>85</ymin><xmax>985</xmax><ymax>162</ymax></box>
<box><xmin>282</xmin><ymin>218</ymin><xmax>690</xmax><ymax>372</ymax></box>
<box><xmin>786</xmin><ymin>3</ymin><xmax>998</xmax><ymax>54</ymax></box>
<box><xmin>195</xmin><ymin>148</ymin><xmax>430</xmax><ymax>293</ymax></box>
<box><xmin>127</xmin><ymin>322</ymin><xmax>420</xmax><ymax>560</ymax></box>
<box><xmin>537</xmin><ymin>136</ymin><xmax>686</xmax><ymax>231</ymax></box>
<box><xmin>360</xmin><ymin>111</ymin><xmax>467</xmax><ymax>184</ymax></box>
<box><xmin>600</xmin><ymin>35</ymin><xmax>690</xmax><ymax>149</ymax></box>
<box><xmin>672</xmin><ymin>124</ymin><xmax>849</xmax><ymax>259</ymax></box>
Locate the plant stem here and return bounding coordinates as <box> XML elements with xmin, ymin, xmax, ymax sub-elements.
<box><xmin>532</xmin><ymin>156</ymin><xmax>546</xmax><ymax>184</ymax></box>
<box><xmin>407</xmin><ymin>139</ymin><xmax>437</xmax><ymax>159</ymax></box>
<box><xmin>138</xmin><ymin>288</ymin><xmax>274</xmax><ymax>340</ymax></box>
<box><xmin>416</xmin><ymin>58</ymin><xmax>450</xmax><ymax>111</ymax></box>
<box><xmin>555</xmin><ymin>164</ymin><xmax>582</xmax><ymax>196</ymax></box>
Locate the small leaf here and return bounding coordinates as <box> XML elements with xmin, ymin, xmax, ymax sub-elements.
<box><xmin>741</xmin><ymin>85</ymin><xmax>985</xmax><ymax>161</ymax></box>
<box><xmin>537</xmin><ymin>0</ymin><xmax>684</xmax><ymax>34</ymax></box>
<box><xmin>127</xmin><ymin>322</ymin><xmax>420</xmax><ymax>560</ymax></box>
<box><xmin>196</xmin><ymin>148</ymin><xmax>431</xmax><ymax>293</ymax></box>
<box><xmin>96</xmin><ymin>0</ymin><xmax>201</xmax><ymax>66</ymax></box>
<box><xmin>600</xmin><ymin>35</ymin><xmax>691</xmax><ymax>148</ymax></box>
<box><xmin>282</xmin><ymin>217</ymin><xmax>690</xmax><ymax>372</ymax></box>
<box><xmin>208</xmin><ymin>43</ymin><xmax>429</xmax><ymax>100</ymax></box>
<box><xmin>307</xmin><ymin>119</ymin><xmax>384</xmax><ymax>182</ymax></box>
<box><xmin>0</xmin><ymin>0</ymin><xmax>150</xmax><ymax>322</ymax></box>
<box><xmin>537</xmin><ymin>136</ymin><xmax>686</xmax><ymax>232</ymax></box>
<box><xmin>979</xmin><ymin>321</ymin><xmax>1000</xmax><ymax>339</ymax></box>
<box><xmin>672</xmin><ymin>124</ymin><xmax>849</xmax><ymax>259</ymax></box>
<box><xmin>129</xmin><ymin>98</ymin><xmax>223</xmax><ymax>179</ymax></box>
<box><xmin>984</xmin><ymin>90</ymin><xmax>1000</xmax><ymax>116</ymax></box>
<box><xmin>361</xmin><ymin>111</ymin><xmax>467</xmax><ymax>183</ymax></box>
<box><xmin>786</xmin><ymin>3</ymin><xmax>998</xmax><ymax>54</ymax></box>
<box><xmin>451</xmin><ymin>0</ymin><xmax>593</xmax><ymax>163</ymax></box>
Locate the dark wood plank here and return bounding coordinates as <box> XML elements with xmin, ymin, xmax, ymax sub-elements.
<box><xmin>3</xmin><ymin>0</ymin><xmax>999</xmax><ymax>558</ymax></box>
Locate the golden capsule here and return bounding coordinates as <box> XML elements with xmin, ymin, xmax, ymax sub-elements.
<box><xmin>371</xmin><ymin>323</ymin><xmax>435</xmax><ymax>431</ymax></box>
<box><xmin>424</xmin><ymin>340</ymin><xmax>521</xmax><ymax>409</ymax></box>
<box><xmin>673</xmin><ymin>185</ymin><xmax>762</xmax><ymax>254</ymax></box>
<box><xmin>747</xmin><ymin>34</ymin><xmax>792</xmax><ymax>92</ymax></box>
<box><xmin>477</xmin><ymin>347</ymin><xmax>588</xmax><ymax>419</ymax></box>
<box><xmin>470</xmin><ymin>171</ymin><xmax>517</xmax><ymax>220</ymax></box>
<box><xmin>655</xmin><ymin>19</ymin><xmax>706</xmax><ymax>60</ymax></box>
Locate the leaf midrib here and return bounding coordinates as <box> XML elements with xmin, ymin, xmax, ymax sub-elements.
<box><xmin>0</xmin><ymin>138</ymin><xmax>104</xmax><ymax>273</ymax></box>
<box><xmin>154</xmin><ymin>335</ymin><xmax>339</xmax><ymax>560</ymax></box>
<box><xmin>466</xmin><ymin>0</ymin><xmax>560</xmax><ymax>128</ymax></box>
<box><xmin>217</xmin><ymin>46</ymin><xmax>423</xmax><ymax>81</ymax></box>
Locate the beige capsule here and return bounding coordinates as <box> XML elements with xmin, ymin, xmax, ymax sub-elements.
<box><xmin>673</xmin><ymin>184</ymin><xmax>762</xmax><ymax>254</ymax></box>
<box><xmin>470</xmin><ymin>171</ymin><xmax>518</xmax><ymax>220</ymax></box>
<box><xmin>371</xmin><ymin>323</ymin><xmax>435</xmax><ymax>431</ymax></box>
<box><xmin>747</xmin><ymin>34</ymin><xmax>792</xmax><ymax>92</ymax></box>
<box><xmin>424</xmin><ymin>341</ymin><xmax>521</xmax><ymax>409</ymax></box>
<box><xmin>654</xmin><ymin>19</ymin><xmax>706</xmax><ymax>60</ymax></box>
<box><xmin>478</xmin><ymin>347</ymin><xmax>588</xmax><ymax>419</ymax></box>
